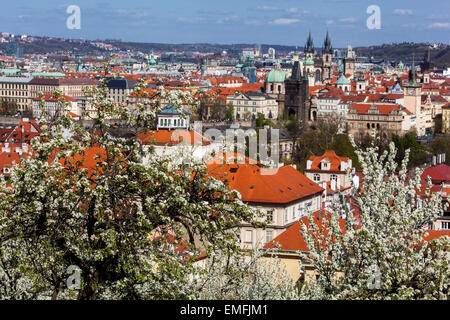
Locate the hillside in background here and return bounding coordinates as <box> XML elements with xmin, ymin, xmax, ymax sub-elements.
<box><xmin>354</xmin><ymin>43</ymin><xmax>450</xmax><ymax>68</ymax></box>
<box><xmin>0</xmin><ymin>36</ymin><xmax>449</xmax><ymax>68</ymax></box>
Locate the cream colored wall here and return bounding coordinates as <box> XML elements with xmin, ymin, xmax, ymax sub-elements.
<box><xmin>239</xmin><ymin>194</ymin><xmax>322</xmax><ymax>249</ymax></box>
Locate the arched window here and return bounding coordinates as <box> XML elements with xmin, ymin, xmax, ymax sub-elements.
<box><xmin>330</xmin><ymin>174</ymin><xmax>337</xmax><ymax>181</ymax></box>
<box><xmin>313</xmin><ymin>174</ymin><xmax>320</xmax><ymax>182</ymax></box>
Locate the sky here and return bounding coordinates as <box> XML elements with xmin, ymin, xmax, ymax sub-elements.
<box><xmin>0</xmin><ymin>0</ymin><xmax>449</xmax><ymax>47</ymax></box>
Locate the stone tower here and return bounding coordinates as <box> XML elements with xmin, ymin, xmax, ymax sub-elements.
<box><xmin>285</xmin><ymin>52</ymin><xmax>309</xmax><ymax>125</ymax></box>
<box><xmin>343</xmin><ymin>45</ymin><xmax>356</xmax><ymax>79</ymax></box>
<box><xmin>322</xmin><ymin>31</ymin><xmax>333</xmax><ymax>81</ymax></box>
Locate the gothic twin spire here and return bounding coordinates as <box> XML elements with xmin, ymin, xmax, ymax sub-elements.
<box><xmin>304</xmin><ymin>31</ymin><xmax>332</xmax><ymax>54</ymax></box>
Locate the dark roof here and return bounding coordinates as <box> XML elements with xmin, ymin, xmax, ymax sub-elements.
<box><xmin>29</xmin><ymin>78</ymin><xmax>99</xmax><ymax>86</ymax></box>
<box><xmin>105</xmin><ymin>78</ymin><xmax>138</xmax><ymax>89</ymax></box>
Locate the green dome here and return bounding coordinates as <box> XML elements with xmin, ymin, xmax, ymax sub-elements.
<box><xmin>335</xmin><ymin>74</ymin><xmax>351</xmax><ymax>85</ymax></box>
<box><xmin>265</xmin><ymin>69</ymin><xmax>286</xmax><ymax>83</ymax></box>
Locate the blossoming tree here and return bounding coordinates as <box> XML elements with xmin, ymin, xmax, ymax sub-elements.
<box><xmin>300</xmin><ymin>138</ymin><xmax>449</xmax><ymax>299</ymax></box>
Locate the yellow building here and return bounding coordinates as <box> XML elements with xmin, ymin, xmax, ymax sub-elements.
<box><xmin>442</xmin><ymin>103</ymin><xmax>450</xmax><ymax>133</ymax></box>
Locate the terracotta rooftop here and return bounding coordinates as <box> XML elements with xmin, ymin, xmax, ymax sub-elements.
<box><xmin>207</xmin><ymin>163</ymin><xmax>323</xmax><ymax>204</ymax></box>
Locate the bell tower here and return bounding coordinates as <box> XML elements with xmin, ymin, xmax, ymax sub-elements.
<box><xmin>322</xmin><ymin>31</ymin><xmax>333</xmax><ymax>81</ymax></box>
<box><xmin>403</xmin><ymin>59</ymin><xmax>422</xmax><ymax>135</ymax></box>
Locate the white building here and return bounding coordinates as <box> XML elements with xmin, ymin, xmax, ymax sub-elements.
<box><xmin>227</xmin><ymin>92</ymin><xmax>278</xmax><ymax>120</ymax></box>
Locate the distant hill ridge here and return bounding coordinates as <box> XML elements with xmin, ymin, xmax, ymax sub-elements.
<box><xmin>0</xmin><ymin>36</ymin><xmax>448</xmax><ymax>67</ymax></box>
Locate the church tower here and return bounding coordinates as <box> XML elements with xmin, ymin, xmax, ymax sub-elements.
<box><xmin>304</xmin><ymin>32</ymin><xmax>314</xmax><ymax>60</ymax></box>
<box><xmin>420</xmin><ymin>47</ymin><xmax>433</xmax><ymax>73</ymax></box>
<box><xmin>343</xmin><ymin>45</ymin><xmax>356</xmax><ymax>79</ymax></box>
<box><xmin>321</xmin><ymin>31</ymin><xmax>333</xmax><ymax>81</ymax></box>
<box><xmin>284</xmin><ymin>43</ymin><xmax>309</xmax><ymax>126</ymax></box>
<box><xmin>403</xmin><ymin>60</ymin><xmax>422</xmax><ymax>135</ymax></box>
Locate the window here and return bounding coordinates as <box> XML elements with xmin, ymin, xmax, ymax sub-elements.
<box><xmin>266</xmin><ymin>210</ymin><xmax>274</xmax><ymax>224</ymax></box>
<box><xmin>330</xmin><ymin>174</ymin><xmax>338</xmax><ymax>181</ymax></box>
<box><xmin>298</xmin><ymin>206</ymin><xmax>306</xmax><ymax>217</ymax></box>
<box><xmin>313</xmin><ymin>174</ymin><xmax>320</xmax><ymax>182</ymax></box>
<box><xmin>244</xmin><ymin>230</ymin><xmax>253</xmax><ymax>243</ymax></box>
<box><xmin>284</xmin><ymin>209</ymin><xmax>288</xmax><ymax>223</ymax></box>
<box><xmin>266</xmin><ymin>230</ymin><xmax>273</xmax><ymax>244</ymax></box>
<box><xmin>292</xmin><ymin>207</ymin><xmax>296</xmax><ymax>219</ymax></box>
<box><xmin>442</xmin><ymin>222</ymin><xmax>450</xmax><ymax>230</ymax></box>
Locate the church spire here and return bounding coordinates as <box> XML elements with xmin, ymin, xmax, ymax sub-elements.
<box><xmin>305</xmin><ymin>31</ymin><xmax>314</xmax><ymax>53</ymax></box>
<box><xmin>323</xmin><ymin>31</ymin><xmax>332</xmax><ymax>53</ymax></box>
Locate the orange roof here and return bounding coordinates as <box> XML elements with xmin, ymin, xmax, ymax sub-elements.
<box><xmin>57</xmin><ymin>146</ymin><xmax>107</xmax><ymax>177</ymax></box>
<box><xmin>264</xmin><ymin>210</ymin><xmax>346</xmax><ymax>251</ymax></box>
<box><xmin>265</xmin><ymin>211</ymin><xmax>450</xmax><ymax>252</ymax></box>
<box><xmin>32</xmin><ymin>94</ymin><xmax>77</xmax><ymax>102</ymax></box>
<box><xmin>138</xmin><ymin>129</ymin><xmax>212</xmax><ymax>146</ymax></box>
<box><xmin>349</xmin><ymin>103</ymin><xmax>411</xmax><ymax>115</ymax></box>
<box><xmin>307</xmin><ymin>150</ymin><xmax>349</xmax><ymax>172</ymax></box>
<box><xmin>5</xmin><ymin>118</ymin><xmax>41</xmax><ymax>144</ymax></box>
<box><xmin>66</xmin><ymin>112</ymin><xmax>79</xmax><ymax>118</ymax></box>
<box><xmin>207</xmin><ymin>163</ymin><xmax>323</xmax><ymax>204</ymax></box>
<box><xmin>0</xmin><ymin>151</ymin><xmax>22</xmax><ymax>174</ymax></box>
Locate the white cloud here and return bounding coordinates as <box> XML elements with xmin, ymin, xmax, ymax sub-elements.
<box><xmin>428</xmin><ymin>22</ymin><xmax>450</xmax><ymax>29</ymax></box>
<box><xmin>285</xmin><ymin>8</ymin><xmax>298</xmax><ymax>13</ymax></box>
<box><xmin>393</xmin><ymin>9</ymin><xmax>413</xmax><ymax>15</ymax></box>
<box><xmin>326</xmin><ymin>19</ymin><xmax>334</xmax><ymax>25</ymax></box>
<box><xmin>256</xmin><ymin>6</ymin><xmax>280</xmax><ymax>12</ymax></box>
<box><xmin>270</xmin><ymin>18</ymin><xmax>300</xmax><ymax>25</ymax></box>
<box><xmin>339</xmin><ymin>17</ymin><xmax>358</xmax><ymax>23</ymax></box>
<box><xmin>217</xmin><ymin>15</ymin><xmax>239</xmax><ymax>24</ymax></box>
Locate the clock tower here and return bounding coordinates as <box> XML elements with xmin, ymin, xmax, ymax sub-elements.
<box><xmin>403</xmin><ymin>63</ymin><xmax>422</xmax><ymax>135</ymax></box>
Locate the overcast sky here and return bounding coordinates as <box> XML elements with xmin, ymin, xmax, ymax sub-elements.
<box><xmin>0</xmin><ymin>0</ymin><xmax>449</xmax><ymax>47</ymax></box>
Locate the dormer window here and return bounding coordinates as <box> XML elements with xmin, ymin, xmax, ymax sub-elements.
<box><xmin>321</xmin><ymin>160</ymin><xmax>330</xmax><ymax>170</ymax></box>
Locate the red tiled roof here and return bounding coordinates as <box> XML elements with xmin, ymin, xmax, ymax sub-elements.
<box><xmin>207</xmin><ymin>163</ymin><xmax>323</xmax><ymax>204</ymax></box>
<box><xmin>307</xmin><ymin>150</ymin><xmax>349</xmax><ymax>172</ymax></box>
<box><xmin>421</xmin><ymin>164</ymin><xmax>450</xmax><ymax>183</ymax></box>
<box><xmin>349</xmin><ymin>103</ymin><xmax>411</xmax><ymax>115</ymax></box>
<box><xmin>33</xmin><ymin>94</ymin><xmax>77</xmax><ymax>102</ymax></box>
<box><xmin>264</xmin><ymin>210</ymin><xmax>450</xmax><ymax>251</ymax></box>
<box><xmin>0</xmin><ymin>151</ymin><xmax>22</xmax><ymax>174</ymax></box>
<box><xmin>138</xmin><ymin>129</ymin><xmax>212</xmax><ymax>146</ymax></box>
<box><xmin>264</xmin><ymin>210</ymin><xmax>346</xmax><ymax>251</ymax></box>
